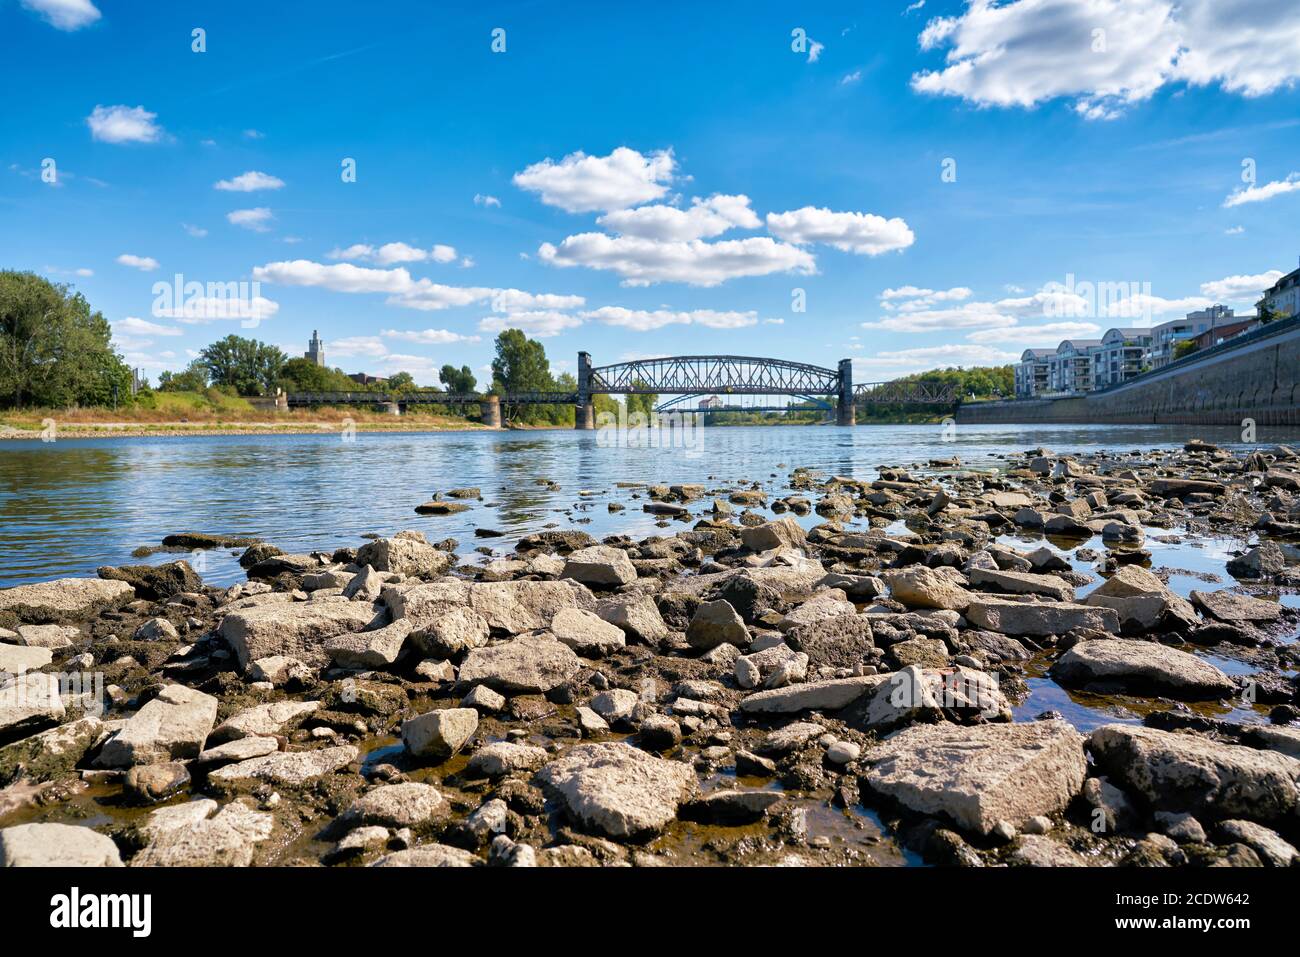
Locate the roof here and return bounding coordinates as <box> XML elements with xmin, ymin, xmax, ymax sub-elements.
<box><xmin>1056</xmin><ymin>339</ymin><xmax>1102</xmax><ymax>353</ymax></box>
<box><xmin>1020</xmin><ymin>348</ymin><xmax>1053</xmax><ymax>360</ymax></box>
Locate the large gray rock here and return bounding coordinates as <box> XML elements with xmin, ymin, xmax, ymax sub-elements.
<box><xmin>458</xmin><ymin>635</ymin><xmax>582</xmax><ymax>694</ymax></box>
<box><xmin>851</xmin><ymin>665</ymin><xmax>1011</xmax><ymax>732</ymax></box>
<box><xmin>209</xmin><ymin>700</ymin><xmax>320</xmax><ymax>744</ymax></box>
<box><xmin>0</xmin><ymin>822</ymin><xmax>123</xmax><ymax>866</ymax></box>
<box><xmin>0</xmin><ymin>577</ymin><xmax>134</xmax><ymax>624</ymax></box>
<box><xmin>324</xmin><ymin>618</ymin><xmax>413</xmax><ymax>668</ymax></box>
<box><xmin>356</xmin><ymin>537</ymin><xmax>451</xmax><ymax>577</ymax></box>
<box><xmin>1088</xmin><ymin>724</ymin><xmax>1300</xmax><ymax>822</ymax></box>
<box><xmin>0</xmin><ymin>671</ymin><xmax>65</xmax><ymax>740</ymax></box>
<box><xmin>220</xmin><ymin>601</ymin><xmax>379</xmax><ymax>669</ymax></box>
<box><xmin>562</xmin><ymin>546</ymin><xmax>637</xmax><ymax>587</ymax></box>
<box><xmin>338</xmin><ymin>782</ymin><xmax>448</xmax><ymax>829</ymax></box>
<box><xmin>411</xmin><ymin>605</ymin><xmax>490</xmax><ymax>658</ymax></box>
<box><xmin>779</xmin><ymin>589</ymin><xmax>855</xmax><ymax>632</ymax></box>
<box><xmin>686</xmin><ymin>599</ymin><xmax>750</xmax><ymax>650</ymax></box>
<box><xmin>97</xmin><ymin>685</ymin><xmax>218</xmax><ymax>768</ymax></box>
<box><xmin>467</xmin><ymin>580</ymin><xmax>597</xmax><ymax>634</ymax></box>
<box><xmin>1190</xmin><ymin>589</ymin><xmax>1283</xmax><ymax>624</ymax></box>
<box><xmin>969</xmin><ymin>567</ymin><xmax>1073</xmax><ymax>602</ymax></box>
<box><xmin>739</xmin><ymin>675</ymin><xmax>887</xmax><ymax>714</ymax></box>
<box><xmin>741</xmin><ymin>518</ymin><xmax>807</xmax><ymax>552</ymax></box>
<box><xmin>467</xmin><ymin>741</ymin><xmax>549</xmax><ymax>778</ymax></box>
<box><xmin>862</xmin><ymin>720</ymin><xmax>1087</xmax><ymax>835</ymax></box>
<box><xmin>0</xmin><ymin>644</ymin><xmax>54</xmax><ymax>673</ymax></box>
<box><xmin>402</xmin><ymin>708</ymin><xmax>479</xmax><ymax>760</ymax></box>
<box><xmin>537</xmin><ymin>742</ymin><xmax>697</xmax><ymax>838</ymax></box>
<box><xmin>965</xmin><ymin>598</ymin><xmax>1118</xmax><ymax>636</ymax></box>
<box><xmin>0</xmin><ymin>715</ymin><xmax>102</xmax><ymax>785</ymax></box>
<box><xmin>133</xmin><ymin>801</ymin><xmax>273</xmax><ymax>866</ymax></box>
<box><xmin>881</xmin><ymin>566</ymin><xmax>973</xmax><ymax>611</ymax></box>
<box><xmin>1051</xmin><ymin>639</ymin><xmax>1235</xmax><ymax>699</ymax></box>
<box><xmin>207</xmin><ymin>744</ymin><xmax>358</xmax><ymax>788</ymax></box>
<box><xmin>549</xmin><ymin>607</ymin><xmax>626</xmax><ymax>657</ymax></box>
<box><xmin>1084</xmin><ymin>565</ymin><xmax>1198</xmax><ymax>631</ymax></box>
<box><xmin>370</xmin><ymin>844</ymin><xmax>478</xmax><ymax>867</ymax></box>
<box><xmin>596</xmin><ymin>596</ymin><xmax>670</xmax><ymax>643</ymax></box>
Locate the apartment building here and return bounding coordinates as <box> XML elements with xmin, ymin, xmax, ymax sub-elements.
<box><xmin>1093</xmin><ymin>327</ymin><xmax>1153</xmax><ymax>388</ymax></box>
<box><xmin>1257</xmin><ymin>260</ymin><xmax>1300</xmax><ymax>319</ymax></box>
<box><xmin>1148</xmin><ymin>305</ymin><xmax>1234</xmax><ymax>368</ymax></box>
<box><xmin>1047</xmin><ymin>339</ymin><xmax>1101</xmax><ymax>394</ymax></box>
<box><xmin>1014</xmin><ymin>348</ymin><xmax>1053</xmax><ymax>397</ymax></box>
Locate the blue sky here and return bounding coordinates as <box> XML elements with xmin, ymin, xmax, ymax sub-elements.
<box><xmin>3</xmin><ymin>0</ymin><xmax>1299</xmax><ymax>386</ymax></box>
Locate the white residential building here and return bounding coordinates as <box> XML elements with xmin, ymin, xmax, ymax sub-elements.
<box><xmin>1048</xmin><ymin>339</ymin><xmax>1101</xmax><ymax>394</ymax></box>
<box><xmin>1094</xmin><ymin>328</ymin><xmax>1153</xmax><ymax>388</ymax></box>
<box><xmin>1257</xmin><ymin>260</ymin><xmax>1300</xmax><ymax>320</ymax></box>
<box><xmin>1148</xmin><ymin>306</ymin><xmax>1234</xmax><ymax>368</ymax></box>
<box><xmin>1015</xmin><ymin>348</ymin><xmax>1053</xmax><ymax>397</ymax></box>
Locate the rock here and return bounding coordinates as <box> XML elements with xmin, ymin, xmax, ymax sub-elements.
<box><xmin>412</xmin><ymin>605</ymin><xmax>490</xmax><ymax>658</ymax></box>
<box><xmin>209</xmin><ymin>701</ymin><xmax>320</xmax><ymax>744</ymax></box>
<box><xmin>97</xmin><ymin>561</ymin><xmax>203</xmax><ymax>600</ymax></box>
<box><xmin>1082</xmin><ymin>776</ymin><xmax>1139</xmax><ymax>832</ymax></box>
<box><xmin>467</xmin><ymin>580</ymin><xmax>597</xmax><ymax>634</ymax></box>
<box><xmin>0</xmin><ymin>822</ymin><xmax>123</xmax><ymax>866</ymax></box>
<box><xmin>861</xmin><ymin>720</ymin><xmax>1087</xmax><ymax>836</ymax></box>
<box><xmin>342</xmin><ymin>565</ymin><xmax>383</xmax><ymax>601</ymax></box>
<box><xmin>458</xmin><ymin>635</ymin><xmax>582</xmax><ymax>694</ymax></box>
<box><xmin>881</xmin><ymin>566</ymin><xmax>973</xmax><ymax>611</ymax></box>
<box><xmin>0</xmin><ymin>715</ymin><xmax>102</xmax><ymax>786</ymax></box>
<box><xmin>219</xmin><ymin>601</ymin><xmax>378</xmax><ymax>669</ymax></box>
<box><xmin>739</xmin><ymin>675</ymin><xmax>886</xmax><ymax>714</ymax></box>
<box><xmin>816</xmin><ymin>573</ymin><xmax>885</xmax><ymax>601</ymax></box>
<box><xmin>681</xmin><ymin>789</ymin><xmax>783</xmax><ymax>824</ymax></box>
<box><xmin>1190</xmin><ymin>589</ymin><xmax>1283</xmax><ymax>623</ymax></box>
<box><xmin>887</xmin><ymin>636</ymin><xmax>949</xmax><ymax>669</ymax></box>
<box><xmin>0</xmin><ymin>577</ymin><xmax>134</xmax><ymax>624</ymax></box>
<box><xmin>1088</xmin><ymin>724</ymin><xmax>1300</xmax><ymax>823</ymax></box>
<box><xmin>1226</xmin><ymin>543</ymin><xmax>1285</xmax><ymax>579</ymax></box>
<box><xmin>785</xmin><ymin>613</ymin><xmax>875</xmax><ymax>671</ymax></box>
<box><xmin>851</xmin><ymin>665</ymin><xmax>1010</xmax><ymax>732</ymax></box>
<box><xmin>13</xmin><ymin>624</ymin><xmax>77</xmax><ymax>648</ymax></box>
<box><xmin>461</xmin><ymin>684</ymin><xmax>506</xmax><ymax>712</ymax></box>
<box><xmin>537</xmin><ymin>742</ymin><xmax>697</xmax><ymax>838</ymax></box>
<box><xmin>638</xmin><ymin>715</ymin><xmax>682</xmax><ymax>751</ymax></box>
<box><xmin>562</xmin><ymin>546</ymin><xmax>637</xmax><ymax>587</ymax></box>
<box><xmin>549</xmin><ymin>607</ymin><xmax>626</xmax><ymax>657</ymax></box>
<box><xmin>324</xmin><ymin>618</ymin><xmax>413</xmax><ymax>668</ymax></box>
<box><xmin>0</xmin><ymin>644</ymin><xmax>54</xmax><ymax>673</ymax></box>
<box><xmin>415</xmin><ymin>500</ymin><xmax>470</xmax><ymax>515</ymax></box>
<box><xmin>779</xmin><ymin>590</ymin><xmax>856</xmax><ymax>632</ymax></box>
<box><xmin>576</xmin><ymin>706</ymin><xmax>609</xmax><ymax>736</ymax></box>
<box><xmin>1216</xmin><ymin>820</ymin><xmax>1297</xmax><ymax>867</ymax></box>
<box><xmin>741</xmin><ymin>518</ymin><xmax>807</xmax><ymax>552</ymax></box>
<box><xmin>207</xmin><ymin>744</ymin><xmax>358</xmax><ymax>788</ymax></box>
<box><xmin>338</xmin><ymin>782</ymin><xmax>448</xmax><ymax>829</ymax></box>
<box><xmin>969</xmin><ymin>567</ymin><xmax>1074</xmax><ymax>602</ymax></box>
<box><xmin>596</xmin><ymin>596</ymin><xmax>670</xmax><ymax>643</ymax></box>
<box><xmin>248</xmin><ymin>655</ymin><xmax>309</xmax><ymax>686</ymax></box>
<box><xmin>467</xmin><ymin>741</ymin><xmax>549</xmax><ymax>777</ymax></box>
<box><xmin>133</xmin><ymin>617</ymin><xmax>179</xmax><ymax>642</ymax></box>
<box><xmin>356</xmin><ymin>537</ymin><xmax>452</xmax><ymax>577</ymax></box>
<box><xmin>1150</xmin><ymin>478</ymin><xmax>1226</xmax><ymax>498</ymax></box>
<box><xmin>965</xmin><ymin>598</ymin><xmax>1119</xmax><ymax>636</ymax></box>
<box><xmin>826</xmin><ymin>740</ymin><xmax>860</xmax><ymax>764</ymax></box>
<box><xmin>97</xmin><ymin>685</ymin><xmax>218</xmax><ymax>768</ymax></box>
<box><xmin>1051</xmin><ymin>639</ymin><xmax>1235</xmax><ymax>699</ymax></box>
<box><xmin>686</xmin><ymin>599</ymin><xmax>750</xmax><ymax>650</ymax></box>
<box><xmin>370</xmin><ymin>844</ymin><xmax>478</xmax><ymax>867</ymax></box>
<box><xmin>0</xmin><ymin>672</ymin><xmax>65</xmax><ymax>740</ymax></box>
<box><xmin>1008</xmin><ymin>835</ymin><xmax>1085</xmax><ymax>867</ymax></box>
<box><xmin>589</xmin><ymin>689</ymin><xmax>640</xmax><ymax>723</ymax></box>
<box><xmin>735</xmin><ymin>644</ymin><xmax>808</xmax><ymax>689</ymax></box>
<box><xmin>197</xmin><ymin>736</ymin><xmax>279</xmax><ymax>765</ymax></box>
<box><xmin>1154</xmin><ymin>811</ymin><xmax>1206</xmax><ymax>843</ymax></box>
<box><xmin>402</xmin><ymin>708</ymin><xmax>479</xmax><ymax>760</ymax></box>
<box><xmin>133</xmin><ymin>802</ymin><xmax>274</xmax><ymax>867</ymax></box>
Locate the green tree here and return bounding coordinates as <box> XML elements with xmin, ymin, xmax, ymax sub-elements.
<box><xmin>157</xmin><ymin>359</ymin><xmax>209</xmax><ymax>392</ymax></box>
<box><xmin>386</xmin><ymin>371</ymin><xmax>415</xmax><ymax>391</ymax></box>
<box><xmin>625</xmin><ymin>378</ymin><xmax>658</xmax><ymax>420</ymax></box>
<box><xmin>439</xmin><ymin>364</ymin><xmax>477</xmax><ymax>394</ymax></box>
<box><xmin>491</xmin><ymin>329</ymin><xmax>556</xmax><ymax>422</ymax></box>
<box><xmin>1173</xmin><ymin>339</ymin><xmax>1199</xmax><ymax>360</ymax></box>
<box><xmin>0</xmin><ymin>270</ymin><xmax>131</xmax><ymax>408</ymax></box>
<box><xmin>200</xmin><ymin>335</ymin><xmax>286</xmax><ymax>396</ymax></box>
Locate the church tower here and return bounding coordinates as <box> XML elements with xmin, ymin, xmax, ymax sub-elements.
<box><xmin>306</xmin><ymin>330</ymin><xmax>325</xmax><ymax>366</ymax></box>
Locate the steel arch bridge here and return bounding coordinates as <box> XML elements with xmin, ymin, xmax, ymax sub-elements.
<box><xmin>284</xmin><ymin>352</ymin><xmax>960</xmax><ymax>426</ymax></box>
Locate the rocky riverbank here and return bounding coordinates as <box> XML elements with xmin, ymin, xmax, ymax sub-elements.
<box><xmin>2</xmin><ymin>441</ymin><xmax>1299</xmax><ymax>868</ymax></box>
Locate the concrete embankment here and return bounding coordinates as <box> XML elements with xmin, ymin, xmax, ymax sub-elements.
<box><xmin>957</xmin><ymin>317</ymin><xmax>1300</xmax><ymax>427</ymax></box>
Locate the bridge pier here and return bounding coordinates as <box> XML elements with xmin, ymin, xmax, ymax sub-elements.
<box><xmin>380</xmin><ymin>401</ymin><xmax>402</xmax><ymax>416</ymax></box>
<box><xmin>837</xmin><ymin>358</ymin><xmax>855</xmax><ymax>426</ymax></box>
<box><xmin>575</xmin><ymin>351</ymin><xmax>595</xmax><ymax>430</ymax></box>
<box><xmin>479</xmin><ymin>395</ymin><xmax>502</xmax><ymax>429</ymax></box>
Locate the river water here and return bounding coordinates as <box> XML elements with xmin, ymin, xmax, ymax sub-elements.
<box><xmin>2</xmin><ymin>422</ymin><xmax>1299</xmax><ymax>590</ymax></box>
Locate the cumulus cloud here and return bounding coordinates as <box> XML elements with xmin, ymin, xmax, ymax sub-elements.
<box><xmin>880</xmin><ymin>286</ymin><xmax>973</xmax><ymax>308</ymax></box>
<box><xmin>912</xmin><ymin>0</ymin><xmax>1300</xmax><ymax>120</ymax></box>
<box><xmin>766</xmin><ymin>207</ymin><xmax>915</xmax><ymax>255</ymax></box>
<box><xmin>490</xmin><ymin>289</ymin><xmax>586</xmax><ymax>312</ymax></box>
<box><xmin>116</xmin><ymin>253</ymin><xmax>159</xmax><ymax>271</ymax></box>
<box><xmin>966</xmin><ymin>320</ymin><xmax>1102</xmax><ymax>344</ymax></box>
<box><xmin>582</xmin><ymin>306</ymin><xmax>759</xmax><ymax>332</ymax></box>
<box><xmin>474</xmin><ymin>193</ymin><xmax>501</xmax><ymax>208</ymax></box>
<box><xmin>182</xmin><ymin>223</ymin><xmax>208</xmax><ymax>238</ymax></box>
<box><xmin>1200</xmin><ymin>270</ymin><xmax>1284</xmax><ymax>301</ymax></box>
<box><xmin>381</xmin><ymin>328</ymin><xmax>481</xmax><ymax>345</ymax></box>
<box><xmin>866</xmin><ymin>286</ymin><xmax>1090</xmax><ymax>332</ymax></box>
<box><xmin>21</xmin><ymin>0</ymin><xmax>100</xmax><ymax>31</ymax></box>
<box><xmin>156</xmin><ymin>296</ymin><xmax>280</xmax><ymax>324</ymax></box>
<box><xmin>328</xmin><ymin>242</ymin><xmax>459</xmax><ymax>266</ymax></box>
<box><xmin>853</xmin><ymin>344</ymin><xmax>1019</xmax><ymax>379</ymax></box>
<box><xmin>478</xmin><ymin>310</ymin><xmax>583</xmax><ymax>338</ymax></box>
<box><xmin>597</xmin><ymin>194</ymin><xmax>761</xmax><ymax>241</ymax></box>
<box><xmin>214</xmin><ymin>170</ymin><xmax>285</xmax><ymax>192</ymax></box>
<box><xmin>539</xmin><ymin>233</ymin><xmax>815</xmax><ymax>287</ymax></box>
<box><xmin>87</xmin><ymin>105</ymin><xmax>163</xmax><ymax>144</ymax></box>
<box><xmin>227</xmin><ymin>207</ymin><xmax>274</xmax><ymax>232</ymax></box>
<box><xmin>514</xmin><ymin>147</ymin><xmax>675</xmax><ymax>213</ymax></box>
<box><xmin>113</xmin><ymin>317</ymin><xmax>181</xmax><ymax>337</ymax></box>
<box><xmin>1223</xmin><ymin>173</ymin><xmax>1300</xmax><ymax>207</ymax></box>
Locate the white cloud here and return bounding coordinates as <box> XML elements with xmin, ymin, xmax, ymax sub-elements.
<box><xmin>182</xmin><ymin>223</ymin><xmax>208</xmax><ymax>238</ymax></box>
<box><xmin>766</xmin><ymin>207</ymin><xmax>915</xmax><ymax>256</ymax></box>
<box><xmin>252</xmin><ymin>259</ymin><xmax>499</xmax><ymax>312</ymax></box>
<box><xmin>243</xmin><ymin>129</ymin><xmax>265</xmax><ymax>140</ymax></box>
<box><xmin>807</xmin><ymin>38</ymin><xmax>825</xmax><ymax>63</ymax></box>
<box><xmin>1223</xmin><ymin>174</ymin><xmax>1300</xmax><ymax>207</ymax></box>
<box><xmin>478</xmin><ymin>310</ymin><xmax>583</xmax><ymax>338</ymax></box>
<box><xmin>854</xmin><ymin>344</ymin><xmax>1019</xmax><ymax>379</ymax></box>
<box><xmin>912</xmin><ymin>0</ymin><xmax>1300</xmax><ymax>120</ymax></box>
<box><xmin>905</xmin><ymin>0</ymin><xmax>926</xmax><ymax>12</ymax></box>
<box><xmin>865</xmin><ymin>286</ymin><xmax>1091</xmax><ymax>333</ymax></box>
<box><xmin>382</xmin><ymin>328</ymin><xmax>481</xmax><ymax>345</ymax></box>
<box><xmin>21</xmin><ymin>0</ymin><xmax>100</xmax><ymax>31</ymax></box>
<box><xmin>86</xmin><ymin>105</ymin><xmax>163</xmax><ymax>144</ymax></box>
<box><xmin>966</xmin><ymin>320</ymin><xmax>1102</xmax><ymax>344</ymax></box>
<box><xmin>474</xmin><ymin>193</ymin><xmax>501</xmax><ymax>208</ymax></box>
<box><xmin>116</xmin><ymin>253</ymin><xmax>159</xmax><ymax>271</ymax></box>
<box><xmin>880</xmin><ymin>285</ymin><xmax>973</xmax><ymax>307</ymax></box>
<box><xmin>582</xmin><ymin>306</ymin><xmax>759</xmax><ymax>332</ymax></box>
<box><xmin>490</xmin><ymin>289</ymin><xmax>586</xmax><ymax>312</ymax></box>
<box><xmin>514</xmin><ymin>147</ymin><xmax>675</xmax><ymax>213</ymax></box>
<box><xmin>538</xmin><ymin>233</ymin><xmax>815</xmax><ymax>286</ymax></box>
<box><xmin>1102</xmin><ymin>293</ymin><xmax>1212</xmax><ymax>319</ymax></box>
<box><xmin>1200</xmin><ymin>270</ymin><xmax>1284</xmax><ymax>301</ymax></box>
<box><xmin>113</xmin><ymin>316</ymin><xmax>182</xmax><ymax>337</ymax></box>
<box><xmin>764</xmin><ymin>318</ymin><xmax>785</xmax><ymax>325</ymax></box>
<box><xmin>227</xmin><ymin>207</ymin><xmax>274</xmax><ymax>231</ymax></box>
<box><xmin>156</xmin><ymin>296</ymin><xmax>280</xmax><ymax>324</ymax></box>
<box><xmin>597</xmin><ymin>194</ymin><xmax>761</xmax><ymax>241</ymax></box>
<box><xmin>214</xmin><ymin>170</ymin><xmax>285</xmax><ymax>192</ymax></box>
<box><xmin>1224</xmin><ymin>225</ymin><xmax>1245</xmax><ymax>235</ymax></box>
<box><xmin>840</xmin><ymin>70</ymin><xmax>863</xmax><ymax>85</ymax></box>
<box><xmin>329</xmin><ymin>242</ymin><xmax>460</xmax><ymax>266</ymax></box>
<box><xmin>329</xmin><ymin>336</ymin><xmax>389</xmax><ymax>359</ymax></box>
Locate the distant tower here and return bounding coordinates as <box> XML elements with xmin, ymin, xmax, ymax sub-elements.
<box><xmin>306</xmin><ymin>330</ymin><xmax>325</xmax><ymax>366</ymax></box>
